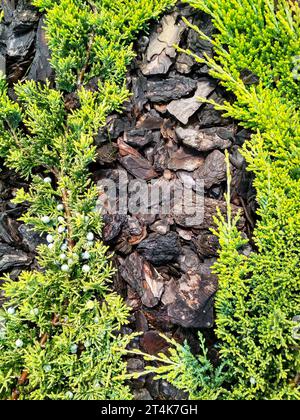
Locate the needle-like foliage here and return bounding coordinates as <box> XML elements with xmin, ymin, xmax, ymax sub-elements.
<box><xmin>145</xmin><ymin>0</ymin><xmax>300</xmax><ymax>400</ymax></box>
<box><xmin>0</xmin><ymin>0</ymin><xmax>175</xmax><ymax>400</ymax></box>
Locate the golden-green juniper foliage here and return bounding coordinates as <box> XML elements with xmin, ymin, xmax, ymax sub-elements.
<box><xmin>0</xmin><ymin>0</ymin><xmax>175</xmax><ymax>400</ymax></box>
<box><xmin>145</xmin><ymin>0</ymin><xmax>300</xmax><ymax>400</ymax></box>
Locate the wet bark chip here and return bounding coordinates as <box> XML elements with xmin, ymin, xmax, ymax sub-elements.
<box><xmin>0</xmin><ymin>242</ymin><xmax>31</xmax><ymax>272</ymax></box>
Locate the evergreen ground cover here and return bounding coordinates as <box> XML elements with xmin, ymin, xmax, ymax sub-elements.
<box><xmin>0</xmin><ymin>0</ymin><xmax>175</xmax><ymax>400</ymax></box>
<box><xmin>0</xmin><ymin>0</ymin><xmax>299</xmax><ymax>401</ymax></box>
<box><xmin>141</xmin><ymin>0</ymin><xmax>300</xmax><ymax>400</ymax></box>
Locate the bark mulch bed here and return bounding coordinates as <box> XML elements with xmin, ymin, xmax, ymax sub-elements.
<box><xmin>0</xmin><ymin>1</ymin><xmax>256</xmax><ymax>399</ymax></box>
